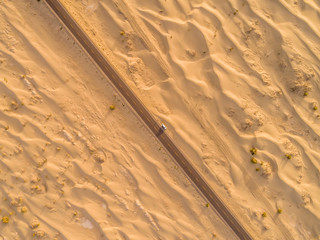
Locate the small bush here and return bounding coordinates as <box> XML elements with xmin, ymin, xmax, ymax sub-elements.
<box><xmin>2</xmin><ymin>216</ymin><xmax>9</xmax><ymax>223</ymax></box>
<box><xmin>277</xmin><ymin>208</ymin><xmax>282</xmax><ymax>214</ymax></box>
<box><xmin>21</xmin><ymin>206</ymin><xmax>27</xmax><ymax>213</ymax></box>
<box><xmin>251</xmin><ymin>157</ymin><xmax>257</xmax><ymax>164</ymax></box>
<box><xmin>33</xmin><ymin>230</ymin><xmax>45</xmax><ymax>237</ymax></box>
<box><xmin>262</xmin><ymin>212</ymin><xmax>267</xmax><ymax>217</ymax></box>
<box><xmin>250</xmin><ymin>147</ymin><xmax>257</xmax><ymax>155</ymax></box>
<box><xmin>11</xmin><ymin>101</ymin><xmax>19</xmax><ymax>110</ymax></box>
<box><xmin>120</xmin><ymin>31</ymin><xmax>125</xmax><ymax>35</ymax></box>
<box><xmin>304</xmin><ymin>91</ymin><xmax>308</xmax><ymax>96</ymax></box>
<box><xmin>31</xmin><ymin>222</ymin><xmax>40</xmax><ymax>229</ymax></box>
<box><xmin>285</xmin><ymin>154</ymin><xmax>292</xmax><ymax>159</ymax></box>
<box><xmin>110</xmin><ymin>105</ymin><xmax>115</xmax><ymax>110</ymax></box>
<box><xmin>256</xmin><ymin>167</ymin><xmax>260</xmax><ymax>171</ymax></box>
<box><xmin>313</xmin><ymin>106</ymin><xmax>318</xmax><ymax>111</ymax></box>
<box><xmin>205</xmin><ymin>203</ymin><xmax>209</xmax><ymax>208</ymax></box>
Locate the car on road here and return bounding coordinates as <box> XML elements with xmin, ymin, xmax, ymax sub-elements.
<box><xmin>160</xmin><ymin>124</ymin><xmax>167</xmax><ymax>131</ymax></box>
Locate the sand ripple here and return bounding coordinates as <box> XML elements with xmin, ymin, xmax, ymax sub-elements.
<box><xmin>56</xmin><ymin>0</ymin><xmax>320</xmax><ymax>238</ymax></box>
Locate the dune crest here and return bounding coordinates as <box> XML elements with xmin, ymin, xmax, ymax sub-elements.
<box><xmin>0</xmin><ymin>0</ymin><xmax>237</xmax><ymax>239</ymax></box>
<box><xmin>59</xmin><ymin>0</ymin><xmax>320</xmax><ymax>238</ymax></box>
<box><xmin>1</xmin><ymin>0</ymin><xmax>320</xmax><ymax>239</ymax></box>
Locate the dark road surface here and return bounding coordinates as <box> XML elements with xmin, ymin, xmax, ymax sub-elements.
<box><xmin>45</xmin><ymin>1</ymin><xmax>253</xmax><ymax>239</ymax></box>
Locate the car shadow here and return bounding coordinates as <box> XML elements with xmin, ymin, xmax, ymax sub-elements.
<box><xmin>156</xmin><ymin>129</ymin><xmax>164</xmax><ymax>137</ymax></box>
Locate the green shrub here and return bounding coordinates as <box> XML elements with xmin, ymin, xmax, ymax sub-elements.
<box><xmin>304</xmin><ymin>91</ymin><xmax>308</xmax><ymax>96</ymax></box>
<box><xmin>262</xmin><ymin>212</ymin><xmax>267</xmax><ymax>217</ymax></box>
<box><xmin>285</xmin><ymin>154</ymin><xmax>292</xmax><ymax>159</ymax></box>
<box><xmin>250</xmin><ymin>147</ymin><xmax>257</xmax><ymax>155</ymax></box>
<box><xmin>2</xmin><ymin>216</ymin><xmax>9</xmax><ymax>223</ymax></box>
<box><xmin>256</xmin><ymin>167</ymin><xmax>260</xmax><ymax>171</ymax></box>
<box><xmin>109</xmin><ymin>105</ymin><xmax>115</xmax><ymax>110</ymax></box>
<box><xmin>277</xmin><ymin>208</ymin><xmax>282</xmax><ymax>214</ymax></box>
<box><xmin>21</xmin><ymin>206</ymin><xmax>27</xmax><ymax>213</ymax></box>
<box><xmin>251</xmin><ymin>157</ymin><xmax>257</xmax><ymax>164</ymax></box>
<box><xmin>205</xmin><ymin>203</ymin><xmax>209</xmax><ymax>208</ymax></box>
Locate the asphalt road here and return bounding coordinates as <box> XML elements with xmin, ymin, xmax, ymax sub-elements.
<box><xmin>45</xmin><ymin>0</ymin><xmax>253</xmax><ymax>239</ymax></box>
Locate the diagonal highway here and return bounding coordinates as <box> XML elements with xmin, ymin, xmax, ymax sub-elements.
<box><xmin>44</xmin><ymin>0</ymin><xmax>253</xmax><ymax>239</ymax></box>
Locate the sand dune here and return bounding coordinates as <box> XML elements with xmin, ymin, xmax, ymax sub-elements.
<box><xmin>57</xmin><ymin>0</ymin><xmax>320</xmax><ymax>239</ymax></box>
<box><xmin>0</xmin><ymin>1</ymin><xmax>238</xmax><ymax>239</ymax></box>
<box><xmin>1</xmin><ymin>0</ymin><xmax>320</xmax><ymax>239</ymax></box>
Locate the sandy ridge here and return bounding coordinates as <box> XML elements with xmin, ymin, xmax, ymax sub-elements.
<box><xmin>0</xmin><ymin>0</ymin><xmax>237</xmax><ymax>239</ymax></box>
<box><xmin>1</xmin><ymin>0</ymin><xmax>319</xmax><ymax>239</ymax></box>
<box><xmin>77</xmin><ymin>0</ymin><xmax>320</xmax><ymax>238</ymax></box>
<box><xmin>98</xmin><ymin>1</ymin><xmax>296</xmax><ymax>239</ymax></box>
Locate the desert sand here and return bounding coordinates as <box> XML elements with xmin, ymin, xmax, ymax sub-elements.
<box><xmin>0</xmin><ymin>1</ymin><xmax>237</xmax><ymax>239</ymax></box>
<box><xmin>1</xmin><ymin>0</ymin><xmax>320</xmax><ymax>239</ymax></box>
